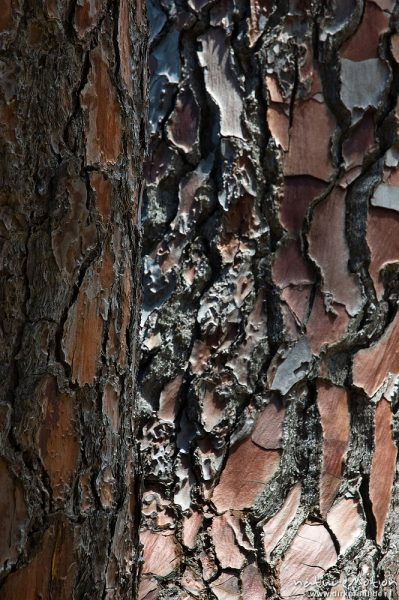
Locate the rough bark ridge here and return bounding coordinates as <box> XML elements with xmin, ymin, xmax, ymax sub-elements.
<box><xmin>0</xmin><ymin>1</ymin><xmax>146</xmax><ymax>598</ymax></box>
<box><xmin>138</xmin><ymin>0</ymin><xmax>399</xmax><ymax>598</ymax></box>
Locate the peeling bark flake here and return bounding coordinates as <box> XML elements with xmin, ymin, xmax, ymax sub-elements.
<box><xmin>212</xmin><ymin>438</ymin><xmax>280</xmax><ymax>512</ymax></box>
<box><xmin>197</xmin><ymin>28</ymin><xmax>244</xmax><ymax>139</ymax></box>
<box><xmin>262</xmin><ymin>483</ymin><xmax>301</xmax><ymax>560</ymax></box>
<box><xmin>211</xmin><ymin>514</ymin><xmax>245</xmax><ymax>569</ymax></box>
<box><xmin>353</xmin><ymin>311</ymin><xmax>399</xmax><ymax>396</ymax></box>
<box><xmin>279</xmin><ymin>522</ymin><xmax>337</xmax><ymax>598</ymax></box>
<box><xmin>317</xmin><ymin>381</ymin><xmax>350</xmax><ymax>515</ymax></box>
<box><xmin>251</xmin><ymin>396</ymin><xmax>285</xmax><ymax>450</ymax></box>
<box><xmin>308</xmin><ymin>188</ymin><xmax>362</xmax><ymax>316</ymax></box>
<box><xmin>38</xmin><ymin>376</ymin><xmax>80</xmax><ymax>503</ymax></box>
<box><xmin>80</xmin><ymin>44</ymin><xmax>122</xmax><ymax>166</ymax></box>
<box><xmin>370</xmin><ymin>399</ymin><xmax>397</xmax><ymax>545</ymax></box>
<box><xmin>367</xmin><ymin>207</ymin><xmax>399</xmax><ymax>299</ymax></box>
<box><xmin>326</xmin><ymin>498</ymin><xmax>364</xmax><ymax>554</ymax></box>
<box><xmin>90</xmin><ymin>171</ymin><xmax>112</xmax><ymax>222</ymax></box>
<box><xmin>0</xmin><ymin>0</ymin><xmax>12</xmax><ymax>32</ymax></box>
<box><xmin>62</xmin><ymin>249</ymin><xmax>114</xmax><ymax>385</ymax></box>
<box><xmin>118</xmin><ymin>0</ymin><xmax>133</xmax><ymax>96</ymax></box>
<box><xmin>283</xmin><ymin>100</ymin><xmax>335</xmax><ymax>181</ymax></box>
<box><xmin>141</xmin><ymin>530</ymin><xmax>180</xmax><ymax>577</ymax></box>
<box><xmin>340</xmin><ymin>2</ymin><xmax>389</xmax><ymax>61</ymax></box>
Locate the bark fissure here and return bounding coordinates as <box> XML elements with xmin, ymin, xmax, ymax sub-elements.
<box><xmin>0</xmin><ymin>1</ymin><xmax>146</xmax><ymax>597</ymax></box>
<box><xmin>138</xmin><ymin>1</ymin><xmax>399</xmax><ymax>599</ymax></box>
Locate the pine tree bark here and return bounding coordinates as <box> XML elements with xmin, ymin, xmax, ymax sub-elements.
<box><xmin>0</xmin><ymin>1</ymin><xmax>146</xmax><ymax>598</ymax></box>
<box><xmin>138</xmin><ymin>1</ymin><xmax>399</xmax><ymax>599</ymax></box>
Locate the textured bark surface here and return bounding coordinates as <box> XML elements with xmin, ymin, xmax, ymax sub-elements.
<box><xmin>138</xmin><ymin>1</ymin><xmax>399</xmax><ymax>599</ymax></box>
<box><xmin>0</xmin><ymin>1</ymin><xmax>146</xmax><ymax>598</ymax></box>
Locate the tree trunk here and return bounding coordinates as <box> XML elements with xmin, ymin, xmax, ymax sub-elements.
<box><xmin>0</xmin><ymin>1</ymin><xmax>146</xmax><ymax>598</ymax></box>
<box><xmin>138</xmin><ymin>1</ymin><xmax>399</xmax><ymax>599</ymax></box>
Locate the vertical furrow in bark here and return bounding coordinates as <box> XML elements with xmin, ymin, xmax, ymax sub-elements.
<box><xmin>0</xmin><ymin>2</ymin><xmax>146</xmax><ymax>598</ymax></box>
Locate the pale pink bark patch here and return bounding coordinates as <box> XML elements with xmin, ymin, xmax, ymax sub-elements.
<box><xmin>241</xmin><ymin>563</ymin><xmax>265</xmax><ymax>600</ymax></box>
<box><xmin>211</xmin><ymin>514</ymin><xmax>245</xmax><ymax>569</ymax></box>
<box><xmin>283</xmin><ymin>100</ymin><xmax>336</xmax><ymax>181</ymax></box>
<box><xmin>266</xmin><ymin>75</ymin><xmax>284</xmax><ymax>103</ymax></box>
<box><xmin>340</xmin><ymin>1</ymin><xmax>389</xmax><ymax>61</ymax></box>
<box><xmin>141</xmin><ymin>530</ymin><xmax>180</xmax><ymax>576</ymax></box>
<box><xmin>158</xmin><ymin>375</ymin><xmax>183</xmax><ymax>422</ymax></box>
<box><xmin>367</xmin><ymin>207</ymin><xmax>399</xmax><ymax>300</ymax></box>
<box><xmin>281</xmin><ymin>304</ymin><xmax>300</xmax><ymax>341</ymax></box>
<box><xmin>167</xmin><ymin>88</ymin><xmax>200</xmax><ymax>153</ymax></box>
<box><xmin>138</xmin><ymin>576</ymin><xmax>158</xmax><ymax>600</ymax></box>
<box><xmin>212</xmin><ymin>438</ymin><xmax>280</xmax><ymax>512</ymax></box>
<box><xmin>182</xmin><ymin>511</ymin><xmax>203</xmax><ymax>549</ymax></box>
<box><xmin>279</xmin><ymin>522</ymin><xmax>337</xmax><ymax>598</ymax></box>
<box><xmin>326</xmin><ymin>498</ymin><xmax>364</xmax><ymax>554</ymax></box>
<box><xmin>282</xmin><ymin>286</ymin><xmax>312</xmax><ymax>325</ymax></box>
<box><xmin>262</xmin><ymin>483</ymin><xmax>301</xmax><ymax>560</ymax></box>
<box><xmin>353</xmin><ymin>310</ymin><xmax>399</xmax><ymax>397</ymax></box>
<box><xmin>342</xmin><ymin>111</ymin><xmax>375</xmax><ymax>169</ymax></box>
<box><xmin>211</xmin><ymin>572</ymin><xmax>240</xmax><ymax>600</ymax></box>
<box><xmin>80</xmin><ymin>44</ymin><xmax>122</xmax><ymax>166</ymax></box>
<box><xmin>226</xmin><ymin>513</ymin><xmax>253</xmax><ymax>551</ymax></box>
<box><xmin>308</xmin><ymin>187</ymin><xmax>362</xmax><ymax>316</ymax></box>
<box><xmin>372</xmin><ymin>0</ymin><xmax>395</xmax><ymax>10</ymax></box>
<box><xmin>280</xmin><ymin>177</ymin><xmax>326</xmax><ymax>235</ymax></box>
<box><xmin>252</xmin><ymin>397</ymin><xmax>285</xmax><ymax>450</ymax></box>
<box><xmin>272</xmin><ymin>239</ymin><xmax>315</xmax><ymax>288</ymax></box>
<box><xmin>370</xmin><ymin>399</ymin><xmax>397</xmax><ymax>545</ymax></box>
<box><xmin>181</xmin><ymin>567</ymin><xmax>205</xmax><ymax>595</ymax></box>
<box><xmin>268</xmin><ymin>104</ymin><xmax>289</xmax><ymax>150</ymax></box>
<box><xmin>145</xmin><ymin>140</ymin><xmax>175</xmax><ymax>184</ymax></box>
<box><xmin>62</xmin><ymin>249</ymin><xmax>114</xmax><ymax>385</ymax></box>
<box><xmin>306</xmin><ymin>292</ymin><xmax>350</xmax><ymax>355</ymax></box>
<box><xmin>317</xmin><ymin>382</ymin><xmax>350</xmax><ymax>515</ymax></box>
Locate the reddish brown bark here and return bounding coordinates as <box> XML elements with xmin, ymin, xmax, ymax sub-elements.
<box><xmin>3</xmin><ymin>1</ymin><xmax>399</xmax><ymax>598</ymax></box>
<box><xmin>0</xmin><ymin>1</ymin><xmax>146</xmax><ymax>598</ymax></box>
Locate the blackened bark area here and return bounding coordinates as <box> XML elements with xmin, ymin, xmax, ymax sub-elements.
<box><xmin>0</xmin><ymin>2</ymin><xmax>146</xmax><ymax>598</ymax></box>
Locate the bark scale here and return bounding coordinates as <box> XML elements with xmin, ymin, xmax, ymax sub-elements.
<box><xmin>0</xmin><ymin>1</ymin><xmax>146</xmax><ymax>598</ymax></box>
<box><xmin>138</xmin><ymin>1</ymin><xmax>399</xmax><ymax>599</ymax></box>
